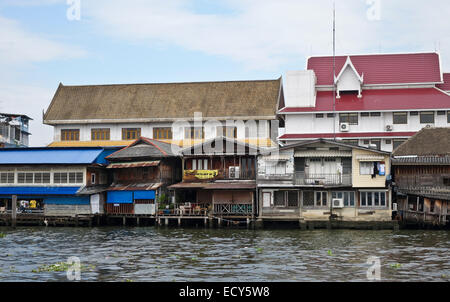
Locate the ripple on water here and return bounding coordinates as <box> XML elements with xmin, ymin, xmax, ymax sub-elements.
<box><xmin>0</xmin><ymin>227</ymin><xmax>449</xmax><ymax>282</ymax></box>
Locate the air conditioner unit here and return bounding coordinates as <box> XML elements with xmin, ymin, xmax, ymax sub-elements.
<box><xmin>425</xmin><ymin>124</ymin><xmax>432</xmax><ymax>129</ymax></box>
<box><xmin>340</xmin><ymin>123</ymin><xmax>350</xmax><ymax>132</ymax></box>
<box><xmin>229</xmin><ymin>166</ymin><xmax>240</xmax><ymax>179</ymax></box>
<box><xmin>386</xmin><ymin>125</ymin><xmax>393</xmax><ymax>132</ymax></box>
<box><xmin>392</xmin><ymin>203</ymin><xmax>398</xmax><ymax>211</ymax></box>
<box><xmin>332</xmin><ymin>198</ymin><xmax>344</xmax><ymax>209</ymax></box>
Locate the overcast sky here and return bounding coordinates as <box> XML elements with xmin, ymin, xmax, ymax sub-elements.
<box><xmin>0</xmin><ymin>0</ymin><xmax>449</xmax><ymax>146</ymax></box>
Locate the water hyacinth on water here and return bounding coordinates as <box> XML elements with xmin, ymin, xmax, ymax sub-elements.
<box><xmin>32</xmin><ymin>262</ymin><xmax>96</xmax><ymax>273</ymax></box>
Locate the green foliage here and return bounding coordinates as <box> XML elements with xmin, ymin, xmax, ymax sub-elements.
<box><xmin>31</xmin><ymin>262</ymin><xmax>96</xmax><ymax>273</ymax></box>
<box><xmin>0</xmin><ymin>233</ymin><xmax>6</xmax><ymax>239</ymax></box>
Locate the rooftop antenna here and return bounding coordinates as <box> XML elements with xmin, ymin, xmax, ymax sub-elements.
<box><xmin>332</xmin><ymin>1</ymin><xmax>336</xmax><ymax>140</ymax></box>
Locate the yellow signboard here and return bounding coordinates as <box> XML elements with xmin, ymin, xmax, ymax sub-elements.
<box><xmin>184</xmin><ymin>170</ymin><xmax>219</xmax><ymax>180</ymax></box>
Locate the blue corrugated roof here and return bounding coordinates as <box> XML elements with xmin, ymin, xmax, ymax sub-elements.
<box><xmin>0</xmin><ymin>187</ymin><xmax>81</xmax><ymax>196</ymax></box>
<box><xmin>0</xmin><ymin>148</ymin><xmax>105</xmax><ymax>165</ymax></box>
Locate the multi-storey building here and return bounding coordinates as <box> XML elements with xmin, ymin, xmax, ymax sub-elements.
<box><xmin>278</xmin><ymin>52</ymin><xmax>450</xmax><ymax>152</ymax></box>
<box><xmin>257</xmin><ymin>139</ymin><xmax>393</xmax><ymax>227</ymax></box>
<box><xmin>43</xmin><ymin>80</ymin><xmax>282</xmax><ymax>149</ymax></box>
<box><xmin>0</xmin><ymin>113</ymin><xmax>32</xmax><ymax>148</ymax></box>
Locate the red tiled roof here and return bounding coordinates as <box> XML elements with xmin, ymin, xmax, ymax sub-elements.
<box><xmin>437</xmin><ymin>73</ymin><xmax>450</xmax><ymax>91</ymax></box>
<box><xmin>279</xmin><ymin>132</ymin><xmax>417</xmax><ymax>140</ymax></box>
<box><xmin>279</xmin><ymin>88</ymin><xmax>450</xmax><ymax>113</ymax></box>
<box><xmin>307</xmin><ymin>53</ymin><xmax>441</xmax><ymax>86</ymax></box>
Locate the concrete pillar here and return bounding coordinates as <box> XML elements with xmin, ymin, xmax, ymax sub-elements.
<box><xmin>178</xmin><ymin>218</ymin><xmax>181</xmax><ymax>227</ymax></box>
<box><xmin>137</xmin><ymin>217</ymin><xmax>140</xmax><ymax>227</ymax></box>
<box><xmin>11</xmin><ymin>195</ymin><xmax>17</xmax><ymax>228</ymax></box>
<box><xmin>122</xmin><ymin>217</ymin><xmax>126</xmax><ymax>226</ymax></box>
<box><xmin>165</xmin><ymin>218</ymin><xmax>169</xmax><ymax>226</ymax></box>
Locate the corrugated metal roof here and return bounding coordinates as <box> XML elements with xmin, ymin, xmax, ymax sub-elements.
<box><xmin>106</xmin><ymin>161</ymin><xmax>160</xmax><ymax>169</ymax></box>
<box><xmin>294</xmin><ymin>150</ymin><xmax>352</xmax><ymax>158</ymax></box>
<box><xmin>108</xmin><ymin>182</ymin><xmax>163</xmax><ymax>191</ymax></box>
<box><xmin>168</xmin><ymin>182</ymin><xmax>256</xmax><ymax>190</ymax></box>
<box><xmin>308</xmin><ymin>53</ymin><xmax>441</xmax><ymax>86</ymax></box>
<box><xmin>0</xmin><ymin>148</ymin><xmax>105</xmax><ymax>165</ymax></box>
<box><xmin>392</xmin><ymin>156</ymin><xmax>450</xmax><ymax>165</ymax></box>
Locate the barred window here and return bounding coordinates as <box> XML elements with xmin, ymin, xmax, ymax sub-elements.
<box><xmin>0</xmin><ymin>172</ymin><xmax>14</xmax><ymax>184</ymax></box>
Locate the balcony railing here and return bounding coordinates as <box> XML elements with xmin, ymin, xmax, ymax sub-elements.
<box><xmin>213</xmin><ymin>204</ymin><xmax>253</xmax><ymax>215</ymax></box>
<box><xmin>294</xmin><ymin>172</ymin><xmax>352</xmax><ymax>186</ymax></box>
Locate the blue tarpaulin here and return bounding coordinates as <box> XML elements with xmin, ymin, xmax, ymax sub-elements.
<box><xmin>44</xmin><ymin>196</ymin><xmax>90</xmax><ymax>205</ymax></box>
<box><xmin>107</xmin><ymin>191</ymin><xmax>133</xmax><ymax>204</ymax></box>
<box><xmin>133</xmin><ymin>191</ymin><xmax>156</xmax><ymax>200</ymax></box>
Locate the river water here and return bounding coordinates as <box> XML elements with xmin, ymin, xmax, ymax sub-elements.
<box><xmin>0</xmin><ymin>227</ymin><xmax>449</xmax><ymax>282</ymax></box>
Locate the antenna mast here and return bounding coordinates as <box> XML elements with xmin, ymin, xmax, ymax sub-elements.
<box><xmin>332</xmin><ymin>1</ymin><xmax>337</xmax><ymax>140</ymax></box>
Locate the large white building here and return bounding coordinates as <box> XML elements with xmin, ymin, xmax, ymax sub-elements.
<box><xmin>278</xmin><ymin>52</ymin><xmax>450</xmax><ymax>152</ymax></box>
<box><xmin>44</xmin><ymin>80</ymin><xmax>282</xmax><ymax>148</ymax></box>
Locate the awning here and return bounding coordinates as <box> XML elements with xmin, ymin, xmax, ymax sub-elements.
<box><xmin>294</xmin><ymin>150</ymin><xmax>352</xmax><ymax>158</ymax></box>
<box><xmin>261</xmin><ymin>154</ymin><xmax>291</xmax><ymax>161</ymax></box>
<box><xmin>106</xmin><ymin>161</ymin><xmax>160</xmax><ymax>169</ymax></box>
<box><xmin>168</xmin><ymin>183</ymin><xmax>207</xmax><ymax>189</ymax></box>
<box><xmin>0</xmin><ymin>186</ymin><xmax>81</xmax><ymax>196</ymax></box>
<box><xmin>356</xmin><ymin>155</ymin><xmax>385</xmax><ymax>161</ymax></box>
<box><xmin>107</xmin><ymin>191</ymin><xmax>133</xmax><ymax>204</ymax></box>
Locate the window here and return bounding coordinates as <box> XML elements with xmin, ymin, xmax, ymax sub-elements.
<box><xmin>14</xmin><ymin>127</ymin><xmax>21</xmax><ymax>141</ymax></box>
<box><xmin>370</xmin><ymin>140</ymin><xmax>381</xmax><ymax>150</ymax></box>
<box><xmin>274</xmin><ymin>191</ymin><xmax>286</xmax><ymax>207</ymax></box>
<box><xmin>437</xmin><ymin>111</ymin><xmax>445</xmax><ymax>116</ymax></box>
<box><xmin>361</xmin><ymin>112</ymin><xmax>370</xmax><ymax>117</ymax></box>
<box><xmin>315</xmin><ymin>191</ymin><xmax>328</xmax><ymax>207</ymax></box>
<box><xmin>0</xmin><ymin>172</ymin><xmax>14</xmax><ymax>184</ymax></box>
<box><xmin>339</xmin><ymin>113</ymin><xmax>358</xmax><ymax>125</ymax></box>
<box><xmin>393</xmin><ymin>139</ymin><xmax>406</xmax><ymax>150</ymax></box>
<box><xmin>447</xmin><ymin>111</ymin><xmax>450</xmax><ymax>123</ymax></box>
<box><xmin>363</xmin><ymin>140</ymin><xmax>370</xmax><ymax>145</ymax></box>
<box><xmin>185</xmin><ymin>127</ymin><xmax>204</xmax><ymax>139</ymax></box>
<box><xmin>327</xmin><ymin>113</ymin><xmax>335</xmax><ymax>118</ymax></box>
<box><xmin>385</xmin><ymin>139</ymin><xmax>392</xmax><ymax>145</ymax></box>
<box><xmin>420</xmin><ymin>112</ymin><xmax>435</xmax><ymax>124</ymax></box>
<box><xmin>91</xmin><ymin>173</ymin><xmax>96</xmax><ymax>185</ymax></box>
<box><xmin>122</xmin><ymin>128</ymin><xmax>141</xmax><ymax>140</ymax></box>
<box><xmin>153</xmin><ymin>128</ymin><xmax>172</xmax><ymax>140</ymax></box>
<box><xmin>287</xmin><ymin>191</ymin><xmax>299</xmax><ymax>207</ymax></box>
<box><xmin>302</xmin><ymin>191</ymin><xmax>315</xmax><ymax>207</ymax></box>
<box><xmin>410</xmin><ymin>111</ymin><xmax>419</xmax><ymax>116</ymax></box>
<box><xmin>61</xmin><ymin>129</ymin><xmax>80</xmax><ymax>141</ymax></box>
<box><xmin>91</xmin><ymin>128</ymin><xmax>110</xmax><ymax>141</ymax></box>
<box><xmin>54</xmin><ymin>172</ymin><xmax>83</xmax><ymax>184</ymax></box>
<box><xmin>315</xmin><ymin>114</ymin><xmax>324</xmax><ymax>118</ymax></box>
<box><xmin>332</xmin><ymin>192</ymin><xmax>355</xmax><ymax>207</ymax></box>
<box><xmin>393</xmin><ymin>112</ymin><xmax>408</xmax><ymax>124</ymax></box>
<box><xmin>360</xmin><ymin>162</ymin><xmax>374</xmax><ymax>175</ymax></box>
<box><xmin>217</xmin><ymin>126</ymin><xmax>237</xmax><ymax>139</ymax></box>
<box><xmin>343</xmin><ymin>140</ymin><xmax>359</xmax><ymax>146</ymax></box>
<box><xmin>266</xmin><ymin>161</ymin><xmax>286</xmax><ymax>175</ymax></box>
<box><xmin>34</xmin><ymin>173</ymin><xmax>50</xmax><ymax>184</ymax></box>
<box><xmin>17</xmin><ymin>172</ymin><xmax>50</xmax><ymax>184</ymax></box>
<box><xmin>360</xmin><ymin>191</ymin><xmax>387</xmax><ymax>207</ymax></box>
<box><xmin>192</xmin><ymin>159</ymin><xmax>208</xmax><ymax>170</ymax></box>
<box><xmin>370</xmin><ymin>112</ymin><xmax>381</xmax><ymax>117</ymax></box>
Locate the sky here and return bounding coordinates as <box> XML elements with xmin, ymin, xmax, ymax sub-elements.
<box><xmin>0</xmin><ymin>0</ymin><xmax>449</xmax><ymax>147</ymax></box>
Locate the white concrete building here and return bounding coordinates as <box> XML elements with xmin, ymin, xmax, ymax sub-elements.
<box><xmin>278</xmin><ymin>52</ymin><xmax>450</xmax><ymax>152</ymax></box>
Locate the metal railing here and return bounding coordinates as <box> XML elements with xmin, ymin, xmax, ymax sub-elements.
<box><xmin>213</xmin><ymin>204</ymin><xmax>253</xmax><ymax>215</ymax></box>
<box><xmin>294</xmin><ymin>172</ymin><xmax>352</xmax><ymax>186</ymax></box>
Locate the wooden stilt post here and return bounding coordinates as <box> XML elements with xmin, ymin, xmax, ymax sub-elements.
<box><xmin>178</xmin><ymin>218</ymin><xmax>181</xmax><ymax>227</ymax></box>
<box><xmin>137</xmin><ymin>217</ymin><xmax>140</xmax><ymax>227</ymax></box>
<box><xmin>165</xmin><ymin>218</ymin><xmax>169</xmax><ymax>226</ymax></box>
<box><xmin>11</xmin><ymin>195</ymin><xmax>17</xmax><ymax>228</ymax></box>
<box><xmin>122</xmin><ymin>217</ymin><xmax>126</xmax><ymax>226</ymax></box>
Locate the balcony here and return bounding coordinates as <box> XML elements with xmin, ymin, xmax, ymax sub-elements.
<box><xmin>294</xmin><ymin>172</ymin><xmax>352</xmax><ymax>186</ymax></box>
<box><xmin>213</xmin><ymin>204</ymin><xmax>253</xmax><ymax>216</ymax></box>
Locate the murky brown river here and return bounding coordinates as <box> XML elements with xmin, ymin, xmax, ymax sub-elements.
<box><xmin>0</xmin><ymin>227</ymin><xmax>448</xmax><ymax>282</ymax></box>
